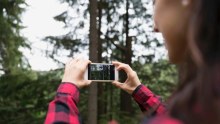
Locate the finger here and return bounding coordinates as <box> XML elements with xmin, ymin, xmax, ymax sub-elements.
<box><xmin>73</xmin><ymin>55</ymin><xmax>84</xmax><ymax>64</ymax></box>
<box><xmin>77</xmin><ymin>59</ymin><xmax>91</xmax><ymax>72</ymax></box>
<box><xmin>75</xmin><ymin>58</ymin><xmax>80</xmax><ymax>63</ymax></box>
<box><xmin>117</xmin><ymin>64</ymin><xmax>133</xmax><ymax>74</ymax></box>
<box><xmin>112</xmin><ymin>81</ymin><xmax>124</xmax><ymax>89</ymax></box>
<box><xmin>75</xmin><ymin>56</ymin><xmax>85</xmax><ymax>63</ymax></box>
<box><xmin>77</xmin><ymin>58</ymin><xmax>84</xmax><ymax>65</ymax></box>
<box><xmin>80</xmin><ymin>59</ymin><xmax>91</xmax><ymax>68</ymax></box>
<box><xmin>85</xmin><ymin>80</ymin><xmax>92</xmax><ymax>86</ymax></box>
<box><xmin>75</xmin><ymin>54</ymin><xmax>85</xmax><ymax>59</ymax></box>
<box><xmin>112</xmin><ymin>61</ymin><xmax>123</xmax><ymax>67</ymax></box>
<box><xmin>85</xmin><ymin>59</ymin><xmax>92</xmax><ymax>64</ymax></box>
<box><xmin>66</xmin><ymin>59</ymin><xmax>76</xmax><ymax>68</ymax></box>
<box><xmin>66</xmin><ymin>58</ymin><xmax>74</xmax><ymax>65</ymax></box>
<box><xmin>71</xmin><ymin>58</ymin><xmax>79</xmax><ymax>64</ymax></box>
<box><xmin>65</xmin><ymin>59</ymin><xmax>75</xmax><ymax>69</ymax></box>
<box><xmin>112</xmin><ymin>61</ymin><xmax>128</xmax><ymax>71</ymax></box>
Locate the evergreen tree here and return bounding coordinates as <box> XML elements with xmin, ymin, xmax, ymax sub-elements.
<box><xmin>0</xmin><ymin>0</ymin><xmax>29</xmax><ymax>75</ymax></box>
<box><xmin>0</xmin><ymin>0</ymin><xmax>47</xmax><ymax>123</ymax></box>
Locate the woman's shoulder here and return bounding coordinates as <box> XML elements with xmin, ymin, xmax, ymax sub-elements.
<box><xmin>142</xmin><ymin>115</ymin><xmax>183</xmax><ymax>124</ymax></box>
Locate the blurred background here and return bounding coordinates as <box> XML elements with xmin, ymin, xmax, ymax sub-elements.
<box><xmin>0</xmin><ymin>0</ymin><xmax>178</xmax><ymax>123</ymax></box>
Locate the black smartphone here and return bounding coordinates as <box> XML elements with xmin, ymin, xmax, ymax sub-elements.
<box><xmin>84</xmin><ymin>63</ymin><xmax>119</xmax><ymax>82</ymax></box>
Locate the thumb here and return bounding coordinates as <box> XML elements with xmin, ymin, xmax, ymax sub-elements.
<box><xmin>112</xmin><ymin>81</ymin><xmax>124</xmax><ymax>89</ymax></box>
<box><xmin>85</xmin><ymin>80</ymin><xmax>92</xmax><ymax>86</ymax></box>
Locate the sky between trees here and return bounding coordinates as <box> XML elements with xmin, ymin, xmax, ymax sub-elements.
<box><xmin>21</xmin><ymin>0</ymin><xmax>165</xmax><ymax>71</ymax></box>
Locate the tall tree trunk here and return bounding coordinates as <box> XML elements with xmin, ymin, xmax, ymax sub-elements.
<box><xmin>97</xmin><ymin>0</ymin><xmax>106</xmax><ymax>123</ymax></box>
<box><xmin>120</xmin><ymin>0</ymin><xmax>133</xmax><ymax>115</ymax></box>
<box><xmin>88</xmin><ymin>0</ymin><xmax>98</xmax><ymax>123</ymax></box>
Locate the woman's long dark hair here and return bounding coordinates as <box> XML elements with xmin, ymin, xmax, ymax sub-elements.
<box><xmin>169</xmin><ymin>0</ymin><xmax>220</xmax><ymax>123</ymax></box>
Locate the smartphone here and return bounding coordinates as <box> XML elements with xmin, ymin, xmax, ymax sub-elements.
<box><xmin>84</xmin><ymin>63</ymin><xmax>118</xmax><ymax>82</ymax></box>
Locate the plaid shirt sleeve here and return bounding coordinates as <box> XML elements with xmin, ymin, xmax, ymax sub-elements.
<box><xmin>44</xmin><ymin>82</ymin><xmax>80</xmax><ymax>124</ymax></box>
<box><xmin>132</xmin><ymin>84</ymin><xmax>167</xmax><ymax>116</ymax></box>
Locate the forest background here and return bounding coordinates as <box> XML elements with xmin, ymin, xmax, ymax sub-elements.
<box><xmin>0</xmin><ymin>0</ymin><xmax>178</xmax><ymax>123</ymax></box>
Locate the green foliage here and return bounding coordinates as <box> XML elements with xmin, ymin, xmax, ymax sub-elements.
<box><xmin>0</xmin><ymin>69</ymin><xmax>63</xmax><ymax>124</ymax></box>
<box><xmin>44</xmin><ymin>36</ymin><xmax>84</xmax><ymax>59</ymax></box>
<box><xmin>0</xmin><ymin>0</ymin><xmax>29</xmax><ymax>75</ymax></box>
<box><xmin>133</xmin><ymin>59</ymin><xmax>178</xmax><ymax>99</ymax></box>
<box><xmin>0</xmin><ymin>0</ymin><xmax>64</xmax><ymax>123</ymax></box>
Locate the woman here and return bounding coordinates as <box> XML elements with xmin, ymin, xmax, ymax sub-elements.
<box><xmin>45</xmin><ymin>0</ymin><xmax>220</xmax><ymax>123</ymax></box>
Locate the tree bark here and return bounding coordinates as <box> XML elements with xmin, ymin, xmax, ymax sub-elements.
<box><xmin>97</xmin><ymin>0</ymin><xmax>106</xmax><ymax>123</ymax></box>
<box><xmin>88</xmin><ymin>0</ymin><xmax>98</xmax><ymax>123</ymax></box>
<box><xmin>120</xmin><ymin>0</ymin><xmax>133</xmax><ymax>115</ymax></box>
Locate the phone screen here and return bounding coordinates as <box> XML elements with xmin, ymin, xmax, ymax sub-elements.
<box><xmin>88</xmin><ymin>64</ymin><xmax>115</xmax><ymax>80</ymax></box>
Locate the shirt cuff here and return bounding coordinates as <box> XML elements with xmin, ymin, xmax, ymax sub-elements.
<box><xmin>57</xmin><ymin>82</ymin><xmax>80</xmax><ymax>102</ymax></box>
<box><xmin>132</xmin><ymin>84</ymin><xmax>154</xmax><ymax>104</ymax></box>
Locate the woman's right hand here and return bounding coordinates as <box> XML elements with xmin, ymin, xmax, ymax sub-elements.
<box><xmin>112</xmin><ymin>61</ymin><xmax>141</xmax><ymax>94</ymax></box>
<box><xmin>62</xmin><ymin>58</ymin><xmax>92</xmax><ymax>88</ymax></box>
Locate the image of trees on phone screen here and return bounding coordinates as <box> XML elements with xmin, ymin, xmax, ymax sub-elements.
<box><xmin>88</xmin><ymin>64</ymin><xmax>115</xmax><ymax>80</ymax></box>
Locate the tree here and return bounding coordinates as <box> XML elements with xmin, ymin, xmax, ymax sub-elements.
<box><xmin>88</xmin><ymin>0</ymin><xmax>99</xmax><ymax>123</ymax></box>
<box><xmin>0</xmin><ymin>0</ymin><xmax>29</xmax><ymax>75</ymax></box>
<box><xmin>0</xmin><ymin>0</ymin><xmax>55</xmax><ymax>123</ymax></box>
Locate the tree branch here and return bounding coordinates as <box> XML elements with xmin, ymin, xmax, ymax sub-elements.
<box><xmin>109</xmin><ymin>40</ymin><xmax>126</xmax><ymax>51</ymax></box>
<box><xmin>106</xmin><ymin>29</ymin><xmax>126</xmax><ymax>51</ymax></box>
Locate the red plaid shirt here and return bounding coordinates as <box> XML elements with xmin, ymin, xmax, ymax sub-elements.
<box><xmin>45</xmin><ymin>83</ymin><xmax>182</xmax><ymax>124</ymax></box>
<box><xmin>44</xmin><ymin>82</ymin><xmax>80</xmax><ymax>124</ymax></box>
